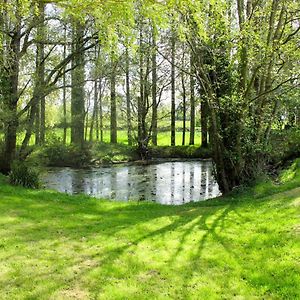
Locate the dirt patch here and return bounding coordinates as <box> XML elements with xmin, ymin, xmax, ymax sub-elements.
<box><xmin>52</xmin><ymin>287</ymin><xmax>90</xmax><ymax>300</ymax></box>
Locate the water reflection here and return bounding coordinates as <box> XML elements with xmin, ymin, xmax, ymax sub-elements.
<box><xmin>41</xmin><ymin>160</ymin><xmax>221</xmax><ymax>205</ymax></box>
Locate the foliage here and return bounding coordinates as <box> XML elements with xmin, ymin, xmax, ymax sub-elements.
<box><xmin>8</xmin><ymin>161</ymin><xmax>39</xmax><ymax>189</ymax></box>
<box><xmin>41</xmin><ymin>137</ymin><xmax>92</xmax><ymax>167</ymax></box>
<box><xmin>150</xmin><ymin>145</ymin><xmax>211</xmax><ymax>159</ymax></box>
<box><xmin>92</xmin><ymin>142</ymin><xmax>139</xmax><ymax>163</ymax></box>
<box><xmin>270</xmin><ymin>129</ymin><xmax>300</xmax><ymax>164</ymax></box>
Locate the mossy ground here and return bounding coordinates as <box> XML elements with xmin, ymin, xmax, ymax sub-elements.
<box><xmin>0</xmin><ymin>160</ymin><xmax>299</xmax><ymax>299</ymax></box>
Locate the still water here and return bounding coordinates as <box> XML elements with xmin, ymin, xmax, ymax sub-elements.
<box><xmin>41</xmin><ymin>160</ymin><xmax>221</xmax><ymax>205</ymax></box>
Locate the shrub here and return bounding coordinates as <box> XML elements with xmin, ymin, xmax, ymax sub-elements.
<box><xmin>41</xmin><ymin>140</ymin><xmax>92</xmax><ymax>168</ymax></box>
<box><xmin>9</xmin><ymin>161</ymin><xmax>39</xmax><ymax>189</ymax></box>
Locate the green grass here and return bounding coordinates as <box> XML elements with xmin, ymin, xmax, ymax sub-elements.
<box><xmin>49</xmin><ymin>128</ymin><xmax>201</xmax><ymax>147</ymax></box>
<box><xmin>0</xmin><ymin>122</ymin><xmax>202</xmax><ymax>147</ymax></box>
<box><xmin>0</xmin><ymin>161</ymin><xmax>299</xmax><ymax>299</ymax></box>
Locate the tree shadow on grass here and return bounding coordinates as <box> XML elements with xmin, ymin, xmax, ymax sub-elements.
<box><xmin>0</xmin><ymin>186</ymin><xmax>235</xmax><ymax>296</ymax></box>
<box><xmin>0</xmin><ymin>184</ymin><xmax>298</xmax><ymax>298</ymax></box>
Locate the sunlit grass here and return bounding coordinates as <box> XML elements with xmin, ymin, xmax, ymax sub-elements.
<box><xmin>0</xmin><ymin>121</ymin><xmax>202</xmax><ymax>147</ymax></box>
<box><xmin>0</xmin><ymin>160</ymin><xmax>299</xmax><ymax>299</ymax></box>
<box><xmin>49</xmin><ymin>128</ymin><xmax>201</xmax><ymax>146</ymax></box>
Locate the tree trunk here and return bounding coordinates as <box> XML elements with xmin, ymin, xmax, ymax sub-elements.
<box><xmin>38</xmin><ymin>1</ymin><xmax>46</xmax><ymax>144</ymax></box>
<box><xmin>63</xmin><ymin>28</ymin><xmax>67</xmax><ymax>145</ymax></box>
<box><xmin>1</xmin><ymin>12</ymin><xmax>20</xmax><ymax>173</ymax></box>
<box><xmin>89</xmin><ymin>78</ymin><xmax>98</xmax><ymax>142</ymax></box>
<box><xmin>125</xmin><ymin>47</ymin><xmax>133</xmax><ymax>146</ymax></box>
<box><xmin>181</xmin><ymin>72</ymin><xmax>186</xmax><ymax>146</ymax></box>
<box><xmin>110</xmin><ymin>58</ymin><xmax>117</xmax><ymax>144</ymax></box>
<box><xmin>170</xmin><ymin>29</ymin><xmax>176</xmax><ymax>146</ymax></box>
<box><xmin>201</xmin><ymin>98</ymin><xmax>208</xmax><ymax>147</ymax></box>
<box><xmin>189</xmin><ymin>54</ymin><xmax>195</xmax><ymax>145</ymax></box>
<box><xmin>138</xmin><ymin>23</ymin><xmax>144</xmax><ymax>144</ymax></box>
<box><xmin>71</xmin><ymin>21</ymin><xmax>85</xmax><ymax>147</ymax></box>
<box><xmin>151</xmin><ymin>27</ymin><xmax>158</xmax><ymax>146</ymax></box>
<box><xmin>20</xmin><ymin>96</ymin><xmax>38</xmax><ymax>157</ymax></box>
<box><xmin>99</xmin><ymin>79</ymin><xmax>104</xmax><ymax>142</ymax></box>
<box><xmin>35</xmin><ymin>102</ymin><xmax>40</xmax><ymax>145</ymax></box>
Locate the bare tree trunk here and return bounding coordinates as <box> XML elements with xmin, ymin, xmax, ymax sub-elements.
<box><xmin>95</xmin><ymin>80</ymin><xmax>99</xmax><ymax>141</ymax></box>
<box><xmin>34</xmin><ymin>1</ymin><xmax>45</xmax><ymax>145</ymax></box>
<box><xmin>189</xmin><ymin>54</ymin><xmax>195</xmax><ymax>145</ymax></box>
<box><xmin>99</xmin><ymin>79</ymin><xmax>104</xmax><ymax>142</ymax></box>
<box><xmin>138</xmin><ymin>23</ymin><xmax>144</xmax><ymax>144</ymax></box>
<box><xmin>110</xmin><ymin>57</ymin><xmax>117</xmax><ymax>144</ymax></box>
<box><xmin>201</xmin><ymin>99</ymin><xmax>208</xmax><ymax>147</ymax></box>
<box><xmin>20</xmin><ymin>94</ymin><xmax>38</xmax><ymax>156</ymax></box>
<box><xmin>63</xmin><ymin>26</ymin><xmax>67</xmax><ymax>144</ymax></box>
<box><xmin>89</xmin><ymin>78</ymin><xmax>98</xmax><ymax>142</ymax></box>
<box><xmin>151</xmin><ymin>27</ymin><xmax>158</xmax><ymax>146</ymax></box>
<box><xmin>71</xmin><ymin>21</ymin><xmax>85</xmax><ymax>147</ymax></box>
<box><xmin>125</xmin><ymin>47</ymin><xmax>133</xmax><ymax>146</ymax></box>
<box><xmin>35</xmin><ymin>102</ymin><xmax>40</xmax><ymax>145</ymax></box>
<box><xmin>181</xmin><ymin>72</ymin><xmax>186</xmax><ymax>146</ymax></box>
<box><xmin>39</xmin><ymin>1</ymin><xmax>46</xmax><ymax>145</ymax></box>
<box><xmin>170</xmin><ymin>29</ymin><xmax>176</xmax><ymax>146</ymax></box>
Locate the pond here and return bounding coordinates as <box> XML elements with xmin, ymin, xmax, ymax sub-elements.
<box><xmin>41</xmin><ymin>160</ymin><xmax>221</xmax><ymax>205</ymax></box>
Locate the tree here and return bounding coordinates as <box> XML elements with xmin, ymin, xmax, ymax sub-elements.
<box><xmin>71</xmin><ymin>21</ymin><xmax>85</xmax><ymax>147</ymax></box>
<box><xmin>189</xmin><ymin>52</ymin><xmax>195</xmax><ymax>146</ymax></box>
<box><xmin>110</xmin><ymin>54</ymin><xmax>117</xmax><ymax>144</ymax></box>
<box><xmin>183</xmin><ymin>0</ymin><xmax>300</xmax><ymax>192</ymax></box>
<box><xmin>125</xmin><ymin>46</ymin><xmax>133</xmax><ymax>146</ymax></box>
<box><xmin>170</xmin><ymin>26</ymin><xmax>176</xmax><ymax>146</ymax></box>
<box><xmin>151</xmin><ymin>25</ymin><xmax>158</xmax><ymax>146</ymax></box>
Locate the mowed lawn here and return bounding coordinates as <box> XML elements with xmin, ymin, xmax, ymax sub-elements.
<box><xmin>0</xmin><ymin>120</ymin><xmax>202</xmax><ymax>147</ymax></box>
<box><xmin>0</xmin><ymin>161</ymin><xmax>299</xmax><ymax>299</ymax></box>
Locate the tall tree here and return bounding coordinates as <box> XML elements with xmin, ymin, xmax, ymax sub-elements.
<box><xmin>125</xmin><ymin>47</ymin><xmax>133</xmax><ymax>146</ymax></box>
<box><xmin>181</xmin><ymin>71</ymin><xmax>187</xmax><ymax>146</ymax></box>
<box><xmin>62</xmin><ymin>25</ymin><xmax>68</xmax><ymax>144</ymax></box>
<box><xmin>1</xmin><ymin>1</ymin><xmax>21</xmax><ymax>173</ymax></box>
<box><xmin>170</xmin><ymin>27</ymin><xmax>176</xmax><ymax>146</ymax></box>
<box><xmin>189</xmin><ymin>53</ymin><xmax>195</xmax><ymax>145</ymax></box>
<box><xmin>151</xmin><ymin>26</ymin><xmax>158</xmax><ymax>146</ymax></box>
<box><xmin>71</xmin><ymin>21</ymin><xmax>85</xmax><ymax>147</ymax></box>
<box><xmin>110</xmin><ymin>55</ymin><xmax>117</xmax><ymax>144</ymax></box>
<box><xmin>200</xmin><ymin>98</ymin><xmax>208</xmax><ymax>147</ymax></box>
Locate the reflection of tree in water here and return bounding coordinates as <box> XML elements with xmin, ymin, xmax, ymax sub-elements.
<box><xmin>150</xmin><ymin>165</ymin><xmax>158</xmax><ymax>201</ymax></box>
<box><xmin>109</xmin><ymin>168</ymin><xmax>117</xmax><ymax>199</ymax></box>
<box><xmin>200</xmin><ymin>164</ymin><xmax>207</xmax><ymax>198</ymax></box>
<box><xmin>135</xmin><ymin>165</ymin><xmax>150</xmax><ymax>202</ymax></box>
<box><xmin>42</xmin><ymin>161</ymin><xmax>221</xmax><ymax>204</ymax></box>
<box><xmin>207</xmin><ymin>166</ymin><xmax>213</xmax><ymax>197</ymax></box>
<box><xmin>189</xmin><ymin>163</ymin><xmax>195</xmax><ymax>202</ymax></box>
<box><xmin>182</xmin><ymin>163</ymin><xmax>186</xmax><ymax>203</ymax></box>
<box><xmin>71</xmin><ymin>169</ymin><xmax>86</xmax><ymax>195</ymax></box>
<box><xmin>171</xmin><ymin>163</ymin><xmax>175</xmax><ymax>204</ymax></box>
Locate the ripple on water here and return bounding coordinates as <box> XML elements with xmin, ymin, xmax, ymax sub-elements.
<box><xmin>41</xmin><ymin>160</ymin><xmax>221</xmax><ymax>205</ymax></box>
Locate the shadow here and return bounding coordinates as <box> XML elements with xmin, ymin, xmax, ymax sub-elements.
<box><xmin>0</xmin><ymin>181</ymin><xmax>298</xmax><ymax>298</ymax></box>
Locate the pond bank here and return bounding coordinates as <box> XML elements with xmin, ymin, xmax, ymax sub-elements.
<box><xmin>28</xmin><ymin>142</ymin><xmax>212</xmax><ymax>168</ymax></box>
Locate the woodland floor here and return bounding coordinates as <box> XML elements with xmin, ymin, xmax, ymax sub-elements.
<box><xmin>0</xmin><ymin>160</ymin><xmax>299</xmax><ymax>299</ymax></box>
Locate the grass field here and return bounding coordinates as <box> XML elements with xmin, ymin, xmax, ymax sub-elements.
<box><xmin>0</xmin><ymin>160</ymin><xmax>299</xmax><ymax>299</ymax></box>
<box><xmin>0</xmin><ymin>121</ymin><xmax>202</xmax><ymax>147</ymax></box>
<box><xmin>50</xmin><ymin>128</ymin><xmax>202</xmax><ymax>146</ymax></box>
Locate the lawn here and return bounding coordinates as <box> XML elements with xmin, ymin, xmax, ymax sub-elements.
<box><xmin>0</xmin><ymin>161</ymin><xmax>299</xmax><ymax>299</ymax></box>
<box><xmin>50</xmin><ymin>128</ymin><xmax>202</xmax><ymax>147</ymax></box>
<box><xmin>0</xmin><ymin>121</ymin><xmax>202</xmax><ymax>147</ymax></box>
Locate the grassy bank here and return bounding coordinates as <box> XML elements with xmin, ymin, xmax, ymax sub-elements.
<box><xmin>0</xmin><ymin>160</ymin><xmax>299</xmax><ymax>299</ymax></box>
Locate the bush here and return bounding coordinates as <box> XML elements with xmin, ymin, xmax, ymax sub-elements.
<box><xmin>41</xmin><ymin>140</ymin><xmax>92</xmax><ymax>168</ymax></box>
<box><xmin>149</xmin><ymin>145</ymin><xmax>212</xmax><ymax>159</ymax></box>
<box><xmin>9</xmin><ymin>161</ymin><xmax>39</xmax><ymax>189</ymax></box>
